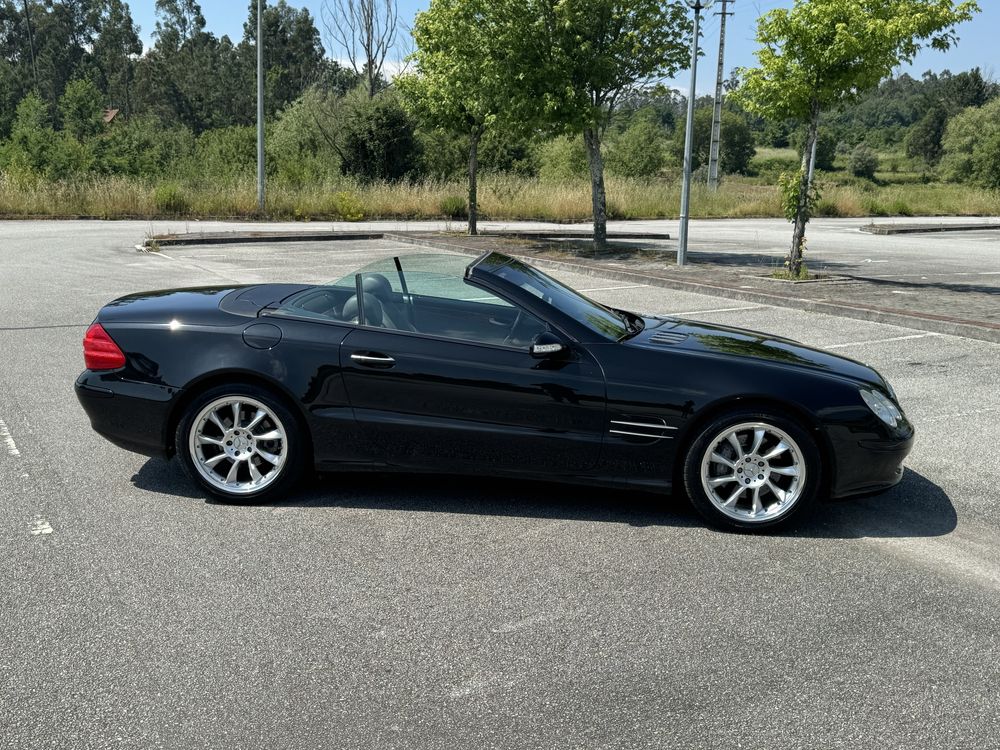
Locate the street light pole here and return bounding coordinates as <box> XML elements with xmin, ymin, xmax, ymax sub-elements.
<box><xmin>257</xmin><ymin>0</ymin><xmax>265</xmax><ymax>215</ymax></box>
<box><xmin>677</xmin><ymin>0</ymin><xmax>714</xmax><ymax>267</ymax></box>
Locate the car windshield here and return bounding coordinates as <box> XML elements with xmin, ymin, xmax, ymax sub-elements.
<box><xmin>474</xmin><ymin>253</ymin><xmax>628</xmax><ymax>341</ymax></box>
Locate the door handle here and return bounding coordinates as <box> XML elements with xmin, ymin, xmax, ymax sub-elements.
<box><xmin>350</xmin><ymin>352</ymin><xmax>396</xmax><ymax>368</ymax></box>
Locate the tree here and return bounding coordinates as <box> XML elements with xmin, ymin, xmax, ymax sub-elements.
<box><xmin>340</xmin><ymin>89</ymin><xmax>420</xmax><ymax>181</ymax></box>
<box><xmin>91</xmin><ymin>0</ymin><xmax>142</xmax><ymax>116</ymax></box>
<box><xmin>940</xmin><ymin>97</ymin><xmax>1000</xmax><ymax>187</ymax></box>
<box><xmin>668</xmin><ymin>108</ymin><xmax>756</xmax><ymax>175</ymax></box>
<box><xmin>905</xmin><ymin>104</ymin><xmax>949</xmax><ymax>164</ymax></box>
<box><xmin>403</xmin><ymin>0</ymin><xmax>544</xmax><ymax>234</ymax></box>
<box><xmin>735</xmin><ymin>0</ymin><xmax>979</xmax><ymax>277</ymax></box>
<box><xmin>848</xmin><ymin>144</ymin><xmax>879</xmax><ymax>179</ymax></box>
<box><xmin>321</xmin><ymin>0</ymin><xmax>403</xmax><ymax>99</ymax></box>
<box><xmin>538</xmin><ymin>0</ymin><xmax>692</xmax><ymax>248</ymax></box>
<box><xmin>243</xmin><ymin>0</ymin><xmax>326</xmax><ymax>114</ymax></box>
<box><xmin>59</xmin><ymin>77</ymin><xmax>104</xmax><ymax>139</ymax></box>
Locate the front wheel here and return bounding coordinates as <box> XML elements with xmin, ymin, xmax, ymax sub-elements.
<box><xmin>682</xmin><ymin>410</ymin><xmax>821</xmax><ymax>531</ymax></box>
<box><xmin>176</xmin><ymin>384</ymin><xmax>306</xmax><ymax>503</ymax></box>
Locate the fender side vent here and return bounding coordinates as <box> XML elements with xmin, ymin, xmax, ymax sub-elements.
<box><xmin>649</xmin><ymin>332</ymin><xmax>688</xmax><ymax>346</ymax></box>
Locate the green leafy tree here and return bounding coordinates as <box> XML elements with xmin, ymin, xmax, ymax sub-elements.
<box><xmin>904</xmin><ymin>104</ymin><xmax>949</xmax><ymax>165</ymax></box>
<box><xmin>404</xmin><ymin>0</ymin><xmax>545</xmax><ymax>234</ymax></box>
<box><xmin>539</xmin><ymin>0</ymin><xmax>691</xmax><ymax>248</ymax></box>
<box><xmin>668</xmin><ymin>108</ymin><xmax>756</xmax><ymax>175</ymax></box>
<box><xmin>607</xmin><ymin>118</ymin><xmax>669</xmax><ymax>178</ymax></box>
<box><xmin>91</xmin><ymin>0</ymin><xmax>143</xmax><ymax>116</ymax></box>
<box><xmin>848</xmin><ymin>144</ymin><xmax>879</xmax><ymax>179</ymax></box>
<box><xmin>59</xmin><ymin>77</ymin><xmax>105</xmax><ymax>140</ymax></box>
<box><xmin>940</xmin><ymin>97</ymin><xmax>1000</xmax><ymax>187</ymax></box>
<box><xmin>735</xmin><ymin>0</ymin><xmax>979</xmax><ymax>277</ymax></box>
<box><xmin>340</xmin><ymin>89</ymin><xmax>420</xmax><ymax>181</ymax></box>
<box><xmin>1</xmin><ymin>91</ymin><xmax>90</xmax><ymax>177</ymax></box>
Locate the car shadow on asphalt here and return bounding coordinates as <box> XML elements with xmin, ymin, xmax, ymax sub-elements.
<box><xmin>132</xmin><ymin>461</ymin><xmax>956</xmax><ymax>540</ymax></box>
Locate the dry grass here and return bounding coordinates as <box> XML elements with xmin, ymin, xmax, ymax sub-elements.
<box><xmin>1</xmin><ymin>171</ymin><xmax>997</xmax><ymax>222</ymax></box>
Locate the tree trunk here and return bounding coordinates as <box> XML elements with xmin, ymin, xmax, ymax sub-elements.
<box><xmin>468</xmin><ymin>129</ymin><xmax>481</xmax><ymax>236</ymax></box>
<box><xmin>789</xmin><ymin>102</ymin><xmax>820</xmax><ymax>277</ymax></box>
<box><xmin>583</xmin><ymin>127</ymin><xmax>608</xmax><ymax>251</ymax></box>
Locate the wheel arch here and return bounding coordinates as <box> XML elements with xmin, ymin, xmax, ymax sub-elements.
<box><xmin>165</xmin><ymin>369</ymin><xmax>312</xmax><ymax>462</ymax></box>
<box><xmin>673</xmin><ymin>395</ymin><xmax>836</xmax><ymax>496</ymax></box>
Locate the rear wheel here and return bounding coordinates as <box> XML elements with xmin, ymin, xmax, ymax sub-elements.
<box><xmin>176</xmin><ymin>384</ymin><xmax>305</xmax><ymax>503</ymax></box>
<box><xmin>683</xmin><ymin>409</ymin><xmax>821</xmax><ymax>531</ymax></box>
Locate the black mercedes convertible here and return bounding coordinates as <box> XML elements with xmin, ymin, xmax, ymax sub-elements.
<box><xmin>76</xmin><ymin>251</ymin><xmax>913</xmax><ymax>531</ymax></box>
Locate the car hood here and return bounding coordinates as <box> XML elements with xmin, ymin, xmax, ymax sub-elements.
<box><xmin>97</xmin><ymin>284</ymin><xmax>312</xmax><ymax>326</ymax></box>
<box><xmin>629</xmin><ymin>316</ymin><xmax>890</xmax><ymax>391</ymax></box>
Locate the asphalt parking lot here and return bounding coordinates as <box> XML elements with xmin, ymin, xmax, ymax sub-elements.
<box><xmin>2</xmin><ymin>221</ymin><xmax>999</xmax><ymax>749</ymax></box>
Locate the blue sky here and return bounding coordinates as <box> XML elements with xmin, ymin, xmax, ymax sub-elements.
<box><xmin>129</xmin><ymin>0</ymin><xmax>997</xmax><ymax>93</ymax></box>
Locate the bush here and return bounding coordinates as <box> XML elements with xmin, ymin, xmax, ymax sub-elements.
<box><xmin>190</xmin><ymin>126</ymin><xmax>257</xmax><ymax>180</ymax></box>
<box><xmin>941</xmin><ymin>98</ymin><xmax>1000</xmax><ymax>188</ymax></box>
<box><xmin>669</xmin><ymin>108</ymin><xmax>756</xmax><ymax>175</ymax></box>
<box><xmin>340</xmin><ymin>91</ymin><xmax>421</xmax><ymax>182</ymax></box>
<box><xmin>606</xmin><ymin>119</ymin><xmax>669</xmax><ymax>178</ymax></box>
<box><xmin>538</xmin><ymin>136</ymin><xmax>589</xmax><ymax>182</ymax></box>
<box><xmin>849</xmin><ymin>145</ymin><xmax>879</xmax><ymax>180</ymax></box>
<box><xmin>153</xmin><ymin>182</ymin><xmax>189</xmax><ymax>214</ymax></box>
<box><xmin>792</xmin><ymin>129</ymin><xmax>836</xmax><ymax>171</ymax></box>
<box><xmin>438</xmin><ymin>195</ymin><xmax>467</xmax><ymax>219</ymax></box>
<box><xmin>326</xmin><ymin>190</ymin><xmax>364</xmax><ymax>220</ymax></box>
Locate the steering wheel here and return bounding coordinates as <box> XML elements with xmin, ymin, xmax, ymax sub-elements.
<box><xmin>503</xmin><ymin>309</ymin><xmax>524</xmax><ymax>347</ymax></box>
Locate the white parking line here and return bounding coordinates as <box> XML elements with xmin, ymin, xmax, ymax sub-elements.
<box><xmin>669</xmin><ymin>305</ymin><xmax>768</xmax><ymax>316</ymax></box>
<box><xmin>30</xmin><ymin>517</ymin><xmax>53</xmax><ymax>536</ymax></box>
<box><xmin>0</xmin><ymin>419</ymin><xmax>20</xmax><ymax>456</ymax></box>
<box><xmin>823</xmin><ymin>333</ymin><xmax>941</xmax><ymax>350</ymax></box>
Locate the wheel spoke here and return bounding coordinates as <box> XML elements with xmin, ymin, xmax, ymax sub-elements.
<box><xmin>751</xmin><ymin>487</ymin><xmax>764</xmax><ymax>516</ymax></box>
<box><xmin>709</xmin><ymin>475</ymin><xmax>737</xmax><ymax>487</ymax></box>
<box><xmin>208</xmin><ymin>410</ymin><xmax>227</xmax><ymax>433</ymax></box>
<box><xmin>225</xmin><ymin>460</ymin><xmax>241</xmax><ymax>485</ymax></box>
<box><xmin>254</xmin><ymin>429</ymin><xmax>282</xmax><ymax>441</ymax></box>
<box><xmin>711</xmin><ymin>452</ymin><xmax>736</xmax><ymax>469</ymax></box>
<box><xmin>770</xmin><ymin>464</ymin><xmax>799</xmax><ymax>477</ymax></box>
<box><xmin>726</xmin><ymin>433</ymin><xmax>744</xmax><ymax>458</ymax></box>
<box><xmin>232</xmin><ymin>401</ymin><xmax>242</xmax><ymax>429</ymax></box>
<box><xmin>197</xmin><ymin>435</ymin><xmax>224</xmax><ymax>447</ymax></box>
<box><xmin>766</xmin><ymin>480</ymin><xmax>788</xmax><ymax>503</ymax></box>
<box><xmin>204</xmin><ymin>452</ymin><xmax>228</xmax><ymax>468</ymax></box>
<box><xmin>750</xmin><ymin>429</ymin><xmax>765</xmax><ymax>455</ymax></box>
<box><xmin>763</xmin><ymin>441</ymin><xmax>789</xmax><ymax>460</ymax></box>
<box><xmin>723</xmin><ymin>486</ymin><xmax>745</xmax><ymax>507</ymax></box>
<box><xmin>249</xmin><ymin>461</ymin><xmax>263</xmax><ymax>484</ymax></box>
<box><xmin>256</xmin><ymin>448</ymin><xmax>281</xmax><ymax>466</ymax></box>
<box><xmin>245</xmin><ymin>409</ymin><xmax>267</xmax><ymax>431</ymax></box>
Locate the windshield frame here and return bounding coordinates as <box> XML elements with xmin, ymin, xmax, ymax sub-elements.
<box><xmin>468</xmin><ymin>251</ymin><xmax>631</xmax><ymax>343</ymax></box>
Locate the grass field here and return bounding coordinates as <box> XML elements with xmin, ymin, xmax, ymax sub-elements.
<box><xmin>1</xmin><ymin>151</ymin><xmax>997</xmax><ymax>221</ymax></box>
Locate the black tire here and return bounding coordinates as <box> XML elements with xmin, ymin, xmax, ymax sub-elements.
<box><xmin>682</xmin><ymin>408</ymin><xmax>821</xmax><ymax>532</ymax></box>
<box><xmin>175</xmin><ymin>383</ymin><xmax>307</xmax><ymax>504</ymax></box>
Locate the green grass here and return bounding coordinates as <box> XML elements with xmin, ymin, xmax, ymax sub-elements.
<box><xmin>1</xmin><ymin>171</ymin><xmax>997</xmax><ymax>221</ymax></box>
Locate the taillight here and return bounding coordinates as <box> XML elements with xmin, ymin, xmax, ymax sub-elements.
<box><xmin>83</xmin><ymin>323</ymin><xmax>126</xmax><ymax>370</ymax></box>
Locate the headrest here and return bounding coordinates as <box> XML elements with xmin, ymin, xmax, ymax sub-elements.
<box><xmin>342</xmin><ymin>293</ymin><xmax>384</xmax><ymax>326</ymax></box>
<box><xmin>361</xmin><ymin>273</ymin><xmax>394</xmax><ymax>299</ymax></box>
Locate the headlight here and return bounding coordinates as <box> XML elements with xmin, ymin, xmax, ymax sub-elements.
<box><xmin>860</xmin><ymin>388</ymin><xmax>903</xmax><ymax>428</ymax></box>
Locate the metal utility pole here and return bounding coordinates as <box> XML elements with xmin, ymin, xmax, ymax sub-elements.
<box><xmin>678</xmin><ymin>0</ymin><xmax>714</xmax><ymax>267</ymax></box>
<box><xmin>22</xmin><ymin>0</ymin><xmax>39</xmax><ymax>90</ymax></box>
<box><xmin>707</xmin><ymin>0</ymin><xmax>733</xmax><ymax>191</ymax></box>
<box><xmin>256</xmin><ymin>0</ymin><xmax>266</xmax><ymax>214</ymax></box>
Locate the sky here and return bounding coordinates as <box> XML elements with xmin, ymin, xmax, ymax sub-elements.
<box><xmin>128</xmin><ymin>0</ymin><xmax>997</xmax><ymax>94</ymax></box>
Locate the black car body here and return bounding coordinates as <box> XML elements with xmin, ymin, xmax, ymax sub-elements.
<box><xmin>76</xmin><ymin>251</ymin><xmax>914</xmax><ymax>530</ymax></box>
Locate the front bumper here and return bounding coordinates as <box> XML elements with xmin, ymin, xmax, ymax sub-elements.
<box><xmin>76</xmin><ymin>372</ymin><xmax>178</xmax><ymax>459</ymax></box>
<box><xmin>826</xmin><ymin>420</ymin><xmax>915</xmax><ymax>499</ymax></box>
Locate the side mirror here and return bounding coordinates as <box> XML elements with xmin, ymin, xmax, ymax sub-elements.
<box><xmin>530</xmin><ymin>331</ymin><xmax>567</xmax><ymax>359</ymax></box>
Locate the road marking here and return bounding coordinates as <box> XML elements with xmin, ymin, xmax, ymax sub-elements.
<box><xmin>823</xmin><ymin>333</ymin><xmax>941</xmax><ymax>350</ymax></box>
<box><xmin>577</xmin><ymin>284</ymin><xmax>648</xmax><ymax>292</ymax></box>
<box><xmin>0</xmin><ymin>419</ymin><xmax>20</xmax><ymax>456</ymax></box>
<box><xmin>669</xmin><ymin>305</ymin><xmax>767</xmax><ymax>316</ymax></box>
<box><xmin>31</xmin><ymin>517</ymin><xmax>53</xmax><ymax>536</ymax></box>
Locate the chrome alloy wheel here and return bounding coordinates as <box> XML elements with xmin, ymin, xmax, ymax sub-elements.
<box><xmin>189</xmin><ymin>396</ymin><xmax>287</xmax><ymax>495</ymax></box>
<box><xmin>700</xmin><ymin>421</ymin><xmax>806</xmax><ymax>523</ymax></box>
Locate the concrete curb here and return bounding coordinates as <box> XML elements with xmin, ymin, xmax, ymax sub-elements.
<box><xmin>861</xmin><ymin>222</ymin><xmax>1000</xmax><ymax>235</ymax></box>
<box><xmin>387</xmin><ymin>233</ymin><xmax>1000</xmax><ymax>345</ymax></box>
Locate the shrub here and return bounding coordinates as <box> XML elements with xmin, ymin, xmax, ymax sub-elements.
<box><xmin>538</xmin><ymin>136</ymin><xmax>589</xmax><ymax>182</ymax></box>
<box><xmin>849</xmin><ymin>145</ymin><xmax>879</xmax><ymax>180</ymax></box>
<box><xmin>606</xmin><ymin>119</ymin><xmax>669</xmax><ymax>178</ymax></box>
<box><xmin>340</xmin><ymin>91</ymin><xmax>421</xmax><ymax>182</ymax></box>
<box><xmin>439</xmin><ymin>195</ymin><xmax>467</xmax><ymax>219</ymax></box>
<box><xmin>153</xmin><ymin>182</ymin><xmax>189</xmax><ymax>214</ymax></box>
<box><xmin>327</xmin><ymin>190</ymin><xmax>364</xmax><ymax>220</ymax></box>
<box><xmin>669</xmin><ymin>108</ymin><xmax>756</xmax><ymax>175</ymax></box>
<box><xmin>941</xmin><ymin>99</ymin><xmax>1000</xmax><ymax>188</ymax></box>
<box><xmin>791</xmin><ymin>129</ymin><xmax>836</xmax><ymax>171</ymax></box>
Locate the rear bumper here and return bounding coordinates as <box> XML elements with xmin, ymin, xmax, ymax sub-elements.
<box><xmin>75</xmin><ymin>372</ymin><xmax>178</xmax><ymax>459</ymax></box>
<box><xmin>827</xmin><ymin>422</ymin><xmax>915</xmax><ymax>499</ymax></box>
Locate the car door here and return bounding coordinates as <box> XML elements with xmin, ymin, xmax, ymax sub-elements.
<box><xmin>338</xmin><ymin>288</ymin><xmax>607</xmax><ymax>479</ymax></box>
